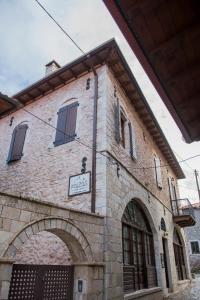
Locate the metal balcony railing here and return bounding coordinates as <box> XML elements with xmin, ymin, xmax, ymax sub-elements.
<box><xmin>171</xmin><ymin>198</ymin><xmax>195</xmax><ymax>219</ymax></box>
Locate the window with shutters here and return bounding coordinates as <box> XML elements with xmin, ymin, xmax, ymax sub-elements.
<box><xmin>54</xmin><ymin>102</ymin><xmax>78</xmax><ymax>146</ymax></box>
<box><xmin>122</xmin><ymin>201</ymin><xmax>157</xmax><ymax>293</ymax></box>
<box><xmin>154</xmin><ymin>156</ymin><xmax>162</xmax><ymax>189</ymax></box>
<box><xmin>190</xmin><ymin>241</ymin><xmax>200</xmax><ymax>254</ymax></box>
<box><xmin>7</xmin><ymin>123</ymin><xmax>28</xmax><ymax>163</ymax></box>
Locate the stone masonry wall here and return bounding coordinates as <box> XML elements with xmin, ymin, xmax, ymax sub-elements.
<box><xmin>103</xmin><ymin>160</ymin><xmax>190</xmax><ymax>300</ymax></box>
<box><xmin>0</xmin><ymin>192</ymin><xmax>104</xmax><ymax>299</ymax></box>
<box><xmin>0</xmin><ymin>67</ymin><xmax>107</xmax><ymax>214</ymax></box>
<box><xmin>105</xmin><ymin>66</ymin><xmax>180</xmax><ymax>210</ymax></box>
<box><xmin>15</xmin><ymin>231</ymin><xmax>72</xmax><ymax>265</ymax></box>
<box><xmin>0</xmin><ymin>192</ymin><xmax>104</xmax><ymax>263</ymax></box>
<box><xmin>102</xmin><ymin>66</ymin><xmax>190</xmax><ymax>299</ymax></box>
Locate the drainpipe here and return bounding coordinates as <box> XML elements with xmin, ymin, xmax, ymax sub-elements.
<box><xmin>91</xmin><ymin>68</ymin><xmax>98</xmax><ymax>213</ymax></box>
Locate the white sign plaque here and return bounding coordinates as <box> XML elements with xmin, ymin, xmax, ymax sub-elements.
<box><xmin>69</xmin><ymin>172</ymin><xmax>91</xmax><ymax>196</ymax></box>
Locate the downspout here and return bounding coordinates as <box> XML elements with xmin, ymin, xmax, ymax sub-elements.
<box><xmin>91</xmin><ymin>68</ymin><xmax>98</xmax><ymax>213</ymax></box>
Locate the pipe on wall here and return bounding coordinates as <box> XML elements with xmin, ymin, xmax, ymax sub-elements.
<box><xmin>91</xmin><ymin>68</ymin><xmax>98</xmax><ymax>213</ymax></box>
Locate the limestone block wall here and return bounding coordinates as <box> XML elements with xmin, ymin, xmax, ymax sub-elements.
<box><xmin>15</xmin><ymin>231</ymin><xmax>72</xmax><ymax>265</ymax></box>
<box><xmin>0</xmin><ymin>67</ymin><xmax>107</xmax><ymax>214</ymax></box>
<box><xmin>105</xmin><ymin>66</ymin><xmax>180</xmax><ymax>210</ymax></box>
<box><xmin>103</xmin><ymin>162</ymin><xmax>190</xmax><ymax>300</ymax></box>
<box><xmin>0</xmin><ymin>192</ymin><xmax>105</xmax><ymax>300</ymax></box>
<box><xmin>0</xmin><ymin>192</ymin><xmax>104</xmax><ymax>263</ymax></box>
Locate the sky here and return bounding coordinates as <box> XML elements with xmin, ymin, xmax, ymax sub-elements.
<box><xmin>0</xmin><ymin>0</ymin><xmax>199</xmax><ymax>202</ymax></box>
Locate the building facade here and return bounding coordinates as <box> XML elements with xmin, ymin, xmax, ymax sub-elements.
<box><xmin>184</xmin><ymin>204</ymin><xmax>200</xmax><ymax>273</ymax></box>
<box><xmin>0</xmin><ymin>40</ymin><xmax>195</xmax><ymax>300</ymax></box>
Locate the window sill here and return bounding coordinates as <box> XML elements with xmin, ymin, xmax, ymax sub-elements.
<box><xmin>54</xmin><ymin>138</ymin><xmax>75</xmax><ymax>147</ymax></box>
<box><xmin>124</xmin><ymin>287</ymin><xmax>162</xmax><ymax>300</ymax></box>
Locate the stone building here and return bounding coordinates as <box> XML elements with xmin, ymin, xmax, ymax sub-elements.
<box><xmin>0</xmin><ymin>39</ymin><xmax>196</xmax><ymax>300</ymax></box>
<box><xmin>184</xmin><ymin>203</ymin><xmax>200</xmax><ymax>273</ymax></box>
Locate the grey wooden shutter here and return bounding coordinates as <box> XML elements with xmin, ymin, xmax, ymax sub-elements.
<box><xmin>54</xmin><ymin>102</ymin><xmax>78</xmax><ymax>146</ymax></box>
<box><xmin>154</xmin><ymin>156</ymin><xmax>162</xmax><ymax>188</ymax></box>
<box><xmin>7</xmin><ymin>124</ymin><xmax>28</xmax><ymax>162</ymax></box>
<box><xmin>114</xmin><ymin>98</ymin><xmax>120</xmax><ymax>144</ymax></box>
<box><xmin>128</xmin><ymin>122</ymin><xmax>137</xmax><ymax>159</ymax></box>
<box><xmin>168</xmin><ymin>177</ymin><xmax>174</xmax><ymax>200</ymax></box>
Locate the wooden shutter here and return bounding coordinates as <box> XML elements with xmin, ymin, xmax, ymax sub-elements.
<box><xmin>7</xmin><ymin>124</ymin><xmax>28</xmax><ymax>162</ymax></box>
<box><xmin>154</xmin><ymin>156</ymin><xmax>162</xmax><ymax>188</ymax></box>
<box><xmin>128</xmin><ymin>122</ymin><xmax>137</xmax><ymax>159</ymax></box>
<box><xmin>168</xmin><ymin>177</ymin><xmax>173</xmax><ymax>200</ymax></box>
<box><xmin>114</xmin><ymin>98</ymin><xmax>120</xmax><ymax>144</ymax></box>
<box><xmin>54</xmin><ymin>102</ymin><xmax>78</xmax><ymax>146</ymax></box>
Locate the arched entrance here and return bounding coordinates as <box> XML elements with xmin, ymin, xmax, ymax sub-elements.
<box><xmin>173</xmin><ymin>228</ymin><xmax>187</xmax><ymax>280</ymax></box>
<box><xmin>3</xmin><ymin>217</ymin><xmax>93</xmax><ymax>300</ymax></box>
<box><xmin>122</xmin><ymin>200</ymin><xmax>157</xmax><ymax>293</ymax></box>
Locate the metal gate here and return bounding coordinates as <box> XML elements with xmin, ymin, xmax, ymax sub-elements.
<box><xmin>8</xmin><ymin>264</ymin><xmax>74</xmax><ymax>300</ymax></box>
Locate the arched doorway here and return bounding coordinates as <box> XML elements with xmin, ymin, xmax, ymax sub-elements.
<box><xmin>173</xmin><ymin>228</ymin><xmax>187</xmax><ymax>280</ymax></box>
<box><xmin>4</xmin><ymin>218</ymin><xmax>93</xmax><ymax>300</ymax></box>
<box><xmin>122</xmin><ymin>200</ymin><xmax>157</xmax><ymax>293</ymax></box>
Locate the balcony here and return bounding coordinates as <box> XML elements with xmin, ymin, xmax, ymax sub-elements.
<box><xmin>171</xmin><ymin>198</ymin><xmax>196</xmax><ymax>227</ymax></box>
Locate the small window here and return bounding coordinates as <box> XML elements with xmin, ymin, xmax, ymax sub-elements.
<box><xmin>54</xmin><ymin>102</ymin><xmax>78</xmax><ymax>146</ymax></box>
<box><xmin>191</xmin><ymin>241</ymin><xmax>200</xmax><ymax>254</ymax></box>
<box><xmin>154</xmin><ymin>156</ymin><xmax>162</xmax><ymax>188</ymax></box>
<box><xmin>7</xmin><ymin>124</ymin><xmax>28</xmax><ymax>163</ymax></box>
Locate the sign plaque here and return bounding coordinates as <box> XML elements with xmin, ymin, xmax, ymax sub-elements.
<box><xmin>69</xmin><ymin>172</ymin><xmax>91</xmax><ymax>196</ymax></box>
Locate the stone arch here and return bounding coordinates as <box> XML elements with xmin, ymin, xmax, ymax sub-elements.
<box><xmin>173</xmin><ymin>226</ymin><xmax>190</xmax><ymax>277</ymax></box>
<box><xmin>120</xmin><ymin>191</ymin><xmax>157</xmax><ymax>236</ymax></box>
<box><xmin>3</xmin><ymin>217</ymin><xmax>93</xmax><ymax>263</ymax></box>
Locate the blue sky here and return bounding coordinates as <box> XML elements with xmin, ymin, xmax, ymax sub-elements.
<box><xmin>0</xmin><ymin>0</ymin><xmax>200</xmax><ymax>201</ymax></box>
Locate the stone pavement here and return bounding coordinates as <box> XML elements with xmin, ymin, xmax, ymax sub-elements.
<box><xmin>190</xmin><ymin>275</ymin><xmax>200</xmax><ymax>300</ymax></box>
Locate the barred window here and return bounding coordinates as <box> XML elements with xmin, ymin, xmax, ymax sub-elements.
<box><xmin>191</xmin><ymin>241</ymin><xmax>200</xmax><ymax>254</ymax></box>
<box><xmin>122</xmin><ymin>201</ymin><xmax>157</xmax><ymax>293</ymax></box>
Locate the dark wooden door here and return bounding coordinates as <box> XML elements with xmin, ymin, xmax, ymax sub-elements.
<box><xmin>8</xmin><ymin>264</ymin><xmax>74</xmax><ymax>300</ymax></box>
<box><xmin>162</xmin><ymin>238</ymin><xmax>169</xmax><ymax>288</ymax></box>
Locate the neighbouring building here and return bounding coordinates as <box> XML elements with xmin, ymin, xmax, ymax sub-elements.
<box><xmin>184</xmin><ymin>203</ymin><xmax>200</xmax><ymax>273</ymax></box>
<box><xmin>0</xmin><ymin>39</ymin><xmax>196</xmax><ymax>300</ymax></box>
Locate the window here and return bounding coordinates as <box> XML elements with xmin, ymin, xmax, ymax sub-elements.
<box><xmin>122</xmin><ymin>201</ymin><xmax>157</xmax><ymax>293</ymax></box>
<box><xmin>128</xmin><ymin>122</ymin><xmax>137</xmax><ymax>160</ymax></box>
<box><xmin>191</xmin><ymin>241</ymin><xmax>200</xmax><ymax>254</ymax></box>
<box><xmin>120</xmin><ymin>110</ymin><xmax>126</xmax><ymax>148</ymax></box>
<box><xmin>154</xmin><ymin>156</ymin><xmax>162</xmax><ymax>188</ymax></box>
<box><xmin>114</xmin><ymin>99</ymin><xmax>137</xmax><ymax>158</ymax></box>
<box><xmin>168</xmin><ymin>177</ymin><xmax>177</xmax><ymax>200</ymax></box>
<box><xmin>54</xmin><ymin>102</ymin><xmax>78</xmax><ymax>146</ymax></box>
<box><xmin>173</xmin><ymin>229</ymin><xmax>187</xmax><ymax>280</ymax></box>
<box><xmin>7</xmin><ymin>124</ymin><xmax>28</xmax><ymax>163</ymax></box>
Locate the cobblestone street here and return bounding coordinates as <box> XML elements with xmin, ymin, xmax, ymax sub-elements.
<box><xmin>190</xmin><ymin>275</ymin><xmax>200</xmax><ymax>300</ymax></box>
